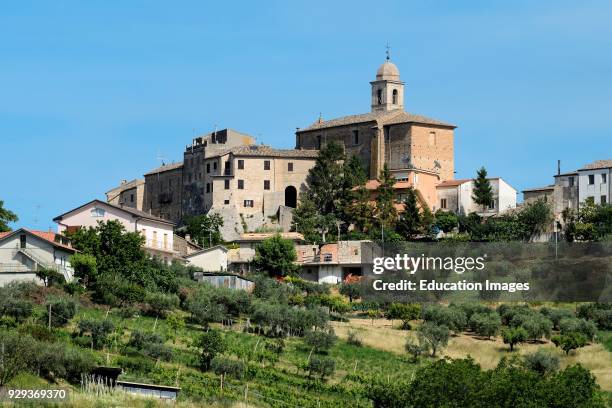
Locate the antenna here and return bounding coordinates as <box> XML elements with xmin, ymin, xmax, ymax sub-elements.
<box><xmin>156</xmin><ymin>149</ymin><xmax>166</xmax><ymax>166</ymax></box>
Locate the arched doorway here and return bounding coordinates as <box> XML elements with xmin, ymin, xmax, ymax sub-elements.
<box><xmin>284</xmin><ymin>186</ymin><xmax>297</xmax><ymax>208</ymax></box>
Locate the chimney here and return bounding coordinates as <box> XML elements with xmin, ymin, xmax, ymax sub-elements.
<box><xmin>557</xmin><ymin>160</ymin><xmax>561</xmax><ymax>176</ymax></box>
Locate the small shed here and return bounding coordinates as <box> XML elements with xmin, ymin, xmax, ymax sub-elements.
<box><xmin>116</xmin><ymin>380</ymin><xmax>181</xmax><ymax>400</ymax></box>
<box><xmin>185</xmin><ymin>245</ymin><xmax>228</xmax><ymax>272</ymax></box>
<box><xmin>193</xmin><ymin>272</ymin><xmax>255</xmax><ymax>292</ymax></box>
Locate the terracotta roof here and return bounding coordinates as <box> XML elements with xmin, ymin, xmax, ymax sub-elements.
<box><xmin>436</xmin><ymin>179</ymin><xmax>472</xmax><ymax>187</ymax></box>
<box><xmin>53</xmin><ymin>199</ymin><xmax>175</xmax><ymax>226</ymax></box>
<box><xmin>144</xmin><ymin>162</ymin><xmax>183</xmax><ymax>176</ymax></box>
<box><xmin>298</xmin><ymin>109</ymin><xmax>455</xmax><ymax>132</ymax></box>
<box><xmin>579</xmin><ymin>159</ymin><xmax>612</xmax><ymax>170</ymax></box>
<box><xmin>0</xmin><ymin>228</ymin><xmax>76</xmax><ymax>252</ymax></box>
<box><xmin>360</xmin><ymin>179</ymin><xmax>415</xmax><ymax>190</ymax></box>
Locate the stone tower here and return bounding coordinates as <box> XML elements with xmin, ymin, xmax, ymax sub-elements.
<box><xmin>370</xmin><ymin>57</ymin><xmax>404</xmax><ymax>112</ymax></box>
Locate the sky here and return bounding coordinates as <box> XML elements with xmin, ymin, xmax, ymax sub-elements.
<box><xmin>1</xmin><ymin>1</ymin><xmax>611</xmax><ymax>230</ymax></box>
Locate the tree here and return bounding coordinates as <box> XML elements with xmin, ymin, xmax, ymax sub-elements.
<box><xmin>502</xmin><ymin>326</ymin><xmax>528</xmax><ymax>351</ymax></box>
<box><xmin>434</xmin><ymin>209</ymin><xmax>459</xmax><ymax>233</ymax></box>
<box><xmin>0</xmin><ymin>331</ymin><xmax>36</xmax><ymax>385</ymax></box>
<box><xmin>396</xmin><ymin>187</ymin><xmax>421</xmax><ymax>239</ymax></box>
<box><xmin>552</xmin><ymin>332</ymin><xmax>587</xmax><ymax>355</ymax></box>
<box><xmin>469</xmin><ymin>312</ymin><xmax>501</xmax><ymax>339</ymax></box>
<box><xmin>252</xmin><ymin>234</ymin><xmax>298</xmax><ymax>277</ymax></box>
<box><xmin>559</xmin><ymin>317</ymin><xmax>597</xmax><ymax>341</ymax></box>
<box><xmin>184</xmin><ymin>213</ymin><xmax>224</xmax><ymax>248</ymax></box>
<box><xmin>307</xmin><ymin>356</ymin><xmax>335</xmax><ymax>381</ymax></box>
<box><xmin>405</xmin><ymin>338</ymin><xmax>427</xmax><ymax>362</ymax></box>
<box><xmin>342</xmin><ymin>154</ymin><xmax>367</xmax><ymax>190</ymax></box>
<box><xmin>77</xmin><ymin>319</ymin><xmax>115</xmax><ymax>349</ymax></box>
<box><xmin>145</xmin><ymin>292</ymin><xmax>179</xmax><ymax>318</ymax></box>
<box><xmin>517</xmin><ymin>199</ymin><xmax>552</xmax><ymax>240</ymax></box>
<box><xmin>306</xmin><ymin>141</ymin><xmax>345</xmax><ymax>215</ymax></box>
<box><xmin>43</xmin><ymin>298</ymin><xmax>77</xmax><ymax>328</ymax></box>
<box><xmin>472</xmin><ymin>167</ymin><xmax>493</xmax><ymax>213</ymax></box>
<box><xmin>211</xmin><ymin>356</ymin><xmax>244</xmax><ymax>379</ymax></box>
<box><xmin>69</xmin><ymin>253</ymin><xmax>97</xmax><ymax>286</ymax></box>
<box><xmin>338</xmin><ymin>282</ymin><xmax>363</xmax><ymax>302</ymax></box>
<box><xmin>0</xmin><ymin>200</ymin><xmax>18</xmax><ymax>232</ymax></box>
<box><xmin>304</xmin><ymin>329</ymin><xmax>337</xmax><ymax>354</ymax></box>
<box><xmin>198</xmin><ymin>330</ymin><xmax>226</xmax><ymax>371</ymax></box>
<box><xmin>35</xmin><ymin>267</ymin><xmax>65</xmax><ymax>287</ymax></box>
<box><xmin>374</xmin><ymin>165</ymin><xmax>398</xmax><ymax>230</ymax></box>
<box><xmin>417</xmin><ymin>322</ymin><xmax>450</xmax><ymax>357</ymax></box>
<box><xmin>343</xmin><ymin>185</ymin><xmax>375</xmax><ymax>234</ymax></box>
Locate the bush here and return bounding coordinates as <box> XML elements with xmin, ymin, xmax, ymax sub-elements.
<box><xmin>347</xmin><ymin>330</ymin><xmax>363</xmax><ymax>347</ymax></box>
<box><xmin>18</xmin><ymin>324</ymin><xmax>56</xmax><ymax>342</ymax></box>
<box><xmin>405</xmin><ymin>338</ymin><xmax>427</xmax><ymax>362</ymax></box>
<box><xmin>145</xmin><ymin>292</ymin><xmax>180</xmax><ymax>318</ymax></box>
<box><xmin>422</xmin><ymin>304</ymin><xmax>466</xmax><ymax>333</ymax></box>
<box><xmin>523</xmin><ymin>349</ymin><xmax>560</xmax><ymax>376</ymax></box>
<box><xmin>511</xmin><ymin>312</ymin><xmax>552</xmax><ymax>341</ymax></box>
<box><xmin>210</xmin><ymin>356</ymin><xmax>244</xmax><ymax>379</ymax></box>
<box><xmin>115</xmin><ymin>355</ymin><xmax>155</xmax><ymax>374</ymax></box>
<box><xmin>0</xmin><ymin>298</ymin><xmax>34</xmax><ymax>322</ymax></box>
<box><xmin>540</xmin><ymin>307</ymin><xmax>574</xmax><ymax>330</ymax></box>
<box><xmin>127</xmin><ymin>330</ymin><xmax>172</xmax><ymax>361</ymax></box>
<box><xmin>338</xmin><ymin>282</ymin><xmax>363</xmax><ymax>302</ymax></box>
<box><xmin>304</xmin><ymin>329</ymin><xmax>337</xmax><ymax>353</ymax></box>
<box><xmin>307</xmin><ymin>356</ymin><xmax>335</xmax><ymax>380</ymax></box>
<box><xmin>43</xmin><ymin>298</ymin><xmax>77</xmax><ymax>328</ymax></box>
<box><xmin>77</xmin><ymin>319</ymin><xmax>115</xmax><ymax>349</ymax></box>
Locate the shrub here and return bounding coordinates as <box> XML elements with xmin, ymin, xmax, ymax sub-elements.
<box><xmin>210</xmin><ymin>356</ymin><xmax>244</xmax><ymax>379</ymax></box>
<box><xmin>339</xmin><ymin>282</ymin><xmax>363</xmax><ymax>302</ymax></box>
<box><xmin>18</xmin><ymin>324</ymin><xmax>56</xmax><ymax>342</ymax></box>
<box><xmin>0</xmin><ymin>298</ymin><xmax>34</xmax><ymax>322</ymax></box>
<box><xmin>511</xmin><ymin>312</ymin><xmax>552</xmax><ymax>341</ymax></box>
<box><xmin>145</xmin><ymin>292</ymin><xmax>180</xmax><ymax>318</ymax></box>
<box><xmin>405</xmin><ymin>338</ymin><xmax>427</xmax><ymax>362</ymax></box>
<box><xmin>523</xmin><ymin>349</ymin><xmax>560</xmax><ymax>376</ymax></box>
<box><xmin>347</xmin><ymin>330</ymin><xmax>363</xmax><ymax>347</ymax></box>
<box><xmin>77</xmin><ymin>319</ymin><xmax>115</xmax><ymax>349</ymax></box>
<box><xmin>115</xmin><ymin>356</ymin><xmax>155</xmax><ymax>374</ymax></box>
<box><xmin>417</xmin><ymin>322</ymin><xmax>450</xmax><ymax>357</ymax></box>
<box><xmin>43</xmin><ymin>298</ymin><xmax>77</xmax><ymax>328</ymax></box>
<box><xmin>307</xmin><ymin>356</ymin><xmax>335</xmax><ymax>380</ymax></box>
<box><xmin>422</xmin><ymin>304</ymin><xmax>466</xmax><ymax>333</ymax></box>
<box><xmin>127</xmin><ymin>330</ymin><xmax>172</xmax><ymax>361</ymax></box>
<box><xmin>593</xmin><ymin>309</ymin><xmax>612</xmax><ymax>330</ymax></box>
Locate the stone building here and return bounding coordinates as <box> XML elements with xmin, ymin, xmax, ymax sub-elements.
<box><xmin>106</xmin><ymin>179</ymin><xmax>145</xmax><ymax>211</ymax></box>
<box><xmin>143</xmin><ymin>162</ymin><xmax>184</xmax><ymax>223</ymax></box>
<box><xmin>295</xmin><ymin>58</ymin><xmax>456</xmax><ymax>186</ymax></box>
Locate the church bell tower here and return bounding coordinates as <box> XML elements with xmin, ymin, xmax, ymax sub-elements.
<box><xmin>370</xmin><ymin>50</ymin><xmax>404</xmax><ymax>112</ymax></box>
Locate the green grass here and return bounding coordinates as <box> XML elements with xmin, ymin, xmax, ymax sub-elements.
<box><xmin>598</xmin><ymin>331</ymin><xmax>612</xmax><ymax>353</ymax></box>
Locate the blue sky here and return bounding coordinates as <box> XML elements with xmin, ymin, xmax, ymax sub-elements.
<box><xmin>1</xmin><ymin>1</ymin><xmax>611</xmax><ymax>229</ymax></box>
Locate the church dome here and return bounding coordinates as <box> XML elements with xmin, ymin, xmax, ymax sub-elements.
<box><xmin>376</xmin><ymin>61</ymin><xmax>400</xmax><ymax>80</ymax></box>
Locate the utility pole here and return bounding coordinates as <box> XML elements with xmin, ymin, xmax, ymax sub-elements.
<box><xmin>48</xmin><ymin>303</ymin><xmax>52</xmax><ymax>330</ymax></box>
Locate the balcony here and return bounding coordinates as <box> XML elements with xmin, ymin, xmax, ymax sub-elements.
<box><xmin>145</xmin><ymin>239</ymin><xmax>174</xmax><ymax>253</ymax></box>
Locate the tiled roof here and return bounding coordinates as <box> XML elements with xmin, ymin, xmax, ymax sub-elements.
<box><xmin>229</xmin><ymin>145</ymin><xmax>319</xmax><ymax>158</ymax></box>
<box><xmin>105</xmin><ymin>179</ymin><xmax>144</xmax><ymax>194</ymax></box>
<box><xmin>0</xmin><ymin>228</ymin><xmax>76</xmax><ymax>252</ymax></box>
<box><xmin>580</xmin><ymin>159</ymin><xmax>612</xmax><ymax>170</ymax></box>
<box><xmin>361</xmin><ymin>179</ymin><xmax>414</xmax><ymax>190</ymax></box>
<box><xmin>144</xmin><ymin>162</ymin><xmax>184</xmax><ymax>176</ymax></box>
<box><xmin>436</xmin><ymin>179</ymin><xmax>472</xmax><ymax>187</ymax></box>
<box><xmin>53</xmin><ymin>199</ymin><xmax>175</xmax><ymax>226</ymax></box>
<box><xmin>298</xmin><ymin>109</ymin><xmax>455</xmax><ymax>132</ymax></box>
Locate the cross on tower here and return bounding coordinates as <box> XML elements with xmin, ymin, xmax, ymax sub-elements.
<box><xmin>385</xmin><ymin>42</ymin><xmax>390</xmax><ymax>61</ymax></box>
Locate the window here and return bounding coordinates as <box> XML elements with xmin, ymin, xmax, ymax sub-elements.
<box><xmin>130</xmin><ymin>194</ymin><xmax>134</xmax><ymax>203</ymax></box>
<box><xmin>224</xmin><ymin>161</ymin><xmax>231</xmax><ymax>175</ymax></box>
<box><xmin>264</xmin><ymin>180</ymin><xmax>270</xmax><ymax>190</ymax></box>
<box><xmin>440</xmin><ymin>198</ymin><xmax>447</xmax><ymax>209</ymax></box>
<box><xmin>206</xmin><ymin>183</ymin><xmax>211</xmax><ymax>193</ymax></box>
<box><xmin>602</xmin><ymin>195</ymin><xmax>607</xmax><ymax>205</ymax></box>
<box><xmin>568</xmin><ymin>176</ymin><xmax>575</xmax><ymax>187</ymax></box>
<box><xmin>238</xmin><ymin>160</ymin><xmax>244</xmax><ymax>170</ymax></box>
<box><xmin>589</xmin><ymin>174</ymin><xmax>595</xmax><ymax>185</ymax></box>
<box><xmin>238</xmin><ymin>180</ymin><xmax>244</xmax><ymax>189</ymax></box>
<box><xmin>224</xmin><ymin>199</ymin><xmax>230</xmax><ymax>205</ymax></box>
<box><xmin>163</xmin><ymin>233</ymin><xmax>168</xmax><ymax>249</ymax></box>
<box><xmin>353</xmin><ymin>130</ymin><xmax>359</xmax><ymax>145</ymax></box>
<box><xmin>317</xmin><ymin>135</ymin><xmax>322</xmax><ymax>149</ymax></box>
<box><xmin>91</xmin><ymin>208</ymin><xmax>105</xmax><ymax>217</ymax></box>
<box><xmin>206</xmin><ymin>163</ymin><xmax>210</xmax><ymax>173</ymax></box>
<box><xmin>224</xmin><ymin>179</ymin><xmax>230</xmax><ymax>190</ymax></box>
<box><xmin>488</xmin><ymin>200</ymin><xmax>496</xmax><ymax>210</ymax></box>
<box><xmin>264</xmin><ymin>160</ymin><xmax>270</xmax><ymax>170</ymax></box>
<box><xmin>244</xmin><ymin>200</ymin><xmax>254</xmax><ymax>207</ymax></box>
<box><xmin>20</xmin><ymin>234</ymin><xmax>26</xmax><ymax>249</ymax></box>
<box><xmin>288</xmin><ymin>162</ymin><xmax>294</xmax><ymax>172</ymax></box>
<box><xmin>392</xmin><ymin>89</ymin><xmax>398</xmax><ymax>104</ymax></box>
<box><xmin>602</xmin><ymin>174</ymin><xmax>607</xmax><ymax>184</ymax></box>
<box><xmin>213</xmin><ymin>162</ymin><xmax>217</xmax><ymax>170</ymax></box>
<box><xmin>377</xmin><ymin>89</ymin><xmax>382</xmax><ymax>105</ymax></box>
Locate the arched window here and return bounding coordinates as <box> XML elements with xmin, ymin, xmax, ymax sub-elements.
<box><xmin>392</xmin><ymin>89</ymin><xmax>398</xmax><ymax>104</ymax></box>
<box><xmin>377</xmin><ymin>89</ymin><xmax>382</xmax><ymax>105</ymax></box>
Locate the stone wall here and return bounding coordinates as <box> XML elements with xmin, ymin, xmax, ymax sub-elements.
<box><xmin>143</xmin><ymin>166</ymin><xmax>183</xmax><ymax>223</ymax></box>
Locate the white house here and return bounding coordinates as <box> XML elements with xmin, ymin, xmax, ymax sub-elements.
<box><xmin>53</xmin><ymin>199</ymin><xmax>177</xmax><ymax>263</ymax></box>
<box><xmin>185</xmin><ymin>245</ymin><xmax>228</xmax><ymax>272</ymax></box>
<box><xmin>577</xmin><ymin>160</ymin><xmax>611</xmax><ymax>206</ymax></box>
<box><xmin>436</xmin><ymin>177</ymin><xmax>517</xmax><ymax>216</ymax></box>
<box><xmin>0</xmin><ymin>228</ymin><xmax>76</xmax><ymax>286</ymax></box>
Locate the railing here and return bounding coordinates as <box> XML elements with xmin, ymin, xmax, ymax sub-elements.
<box><xmin>0</xmin><ymin>263</ymin><xmax>31</xmax><ymax>273</ymax></box>
<box><xmin>145</xmin><ymin>239</ymin><xmax>173</xmax><ymax>252</ymax></box>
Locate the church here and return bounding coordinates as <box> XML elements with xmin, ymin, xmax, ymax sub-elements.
<box><xmin>295</xmin><ymin>56</ymin><xmax>457</xmax><ymax>210</ymax></box>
